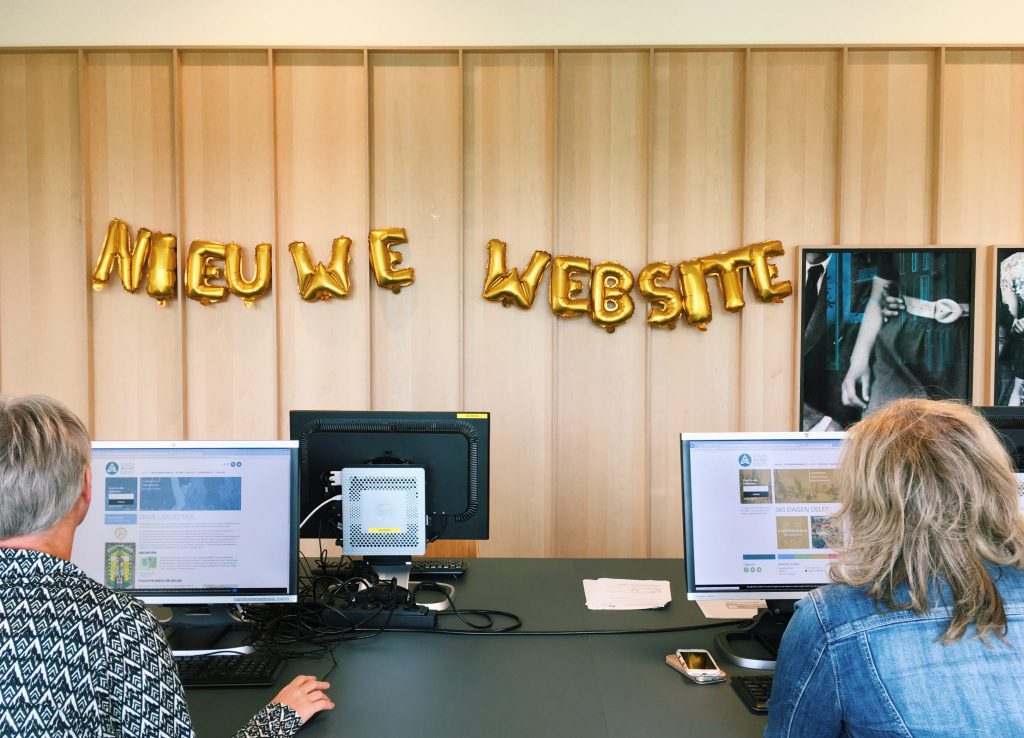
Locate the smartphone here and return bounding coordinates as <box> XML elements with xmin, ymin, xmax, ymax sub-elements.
<box><xmin>674</xmin><ymin>649</ymin><xmax>727</xmax><ymax>684</ymax></box>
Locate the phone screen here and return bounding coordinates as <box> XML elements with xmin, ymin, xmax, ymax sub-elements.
<box><xmin>679</xmin><ymin>650</ymin><xmax>716</xmax><ymax>671</ymax></box>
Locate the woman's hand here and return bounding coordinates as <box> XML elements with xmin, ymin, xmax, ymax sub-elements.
<box><xmin>272</xmin><ymin>675</ymin><xmax>334</xmax><ymax>725</ymax></box>
<box><xmin>841</xmin><ymin>360</ymin><xmax>871</xmax><ymax>410</ymax></box>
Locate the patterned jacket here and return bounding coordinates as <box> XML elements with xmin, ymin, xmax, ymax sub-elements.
<box><xmin>0</xmin><ymin>548</ymin><xmax>301</xmax><ymax>737</ymax></box>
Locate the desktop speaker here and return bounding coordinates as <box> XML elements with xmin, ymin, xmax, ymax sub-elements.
<box><xmin>335</xmin><ymin>466</ymin><xmax>426</xmax><ymax>556</ymax></box>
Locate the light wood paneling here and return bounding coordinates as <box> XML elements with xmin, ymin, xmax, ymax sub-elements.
<box><xmin>743</xmin><ymin>50</ymin><xmax>841</xmax><ymax>431</ymax></box>
<box><xmin>464</xmin><ymin>52</ymin><xmax>555</xmax><ymax>557</ymax></box>
<box><xmin>179</xmin><ymin>52</ymin><xmax>277</xmax><ymax>438</ymax></box>
<box><xmin>369</xmin><ymin>53</ymin><xmax>462</xmax><ymax>411</ymax></box>
<box><xmin>649</xmin><ymin>50</ymin><xmax>745</xmax><ymax>557</ymax></box>
<box><xmin>555</xmin><ymin>51</ymin><xmax>649</xmax><ymax>557</ymax></box>
<box><xmin>274</xmin><ymin>51</ymin><xmax>371</xmax><ymax>431</ymax></box>
<box><xmin>941</xmin><ymin>50</ymin><xmax>1024</xmax><ymax>404</ymax></box>
<box><xmin>85</xmin><ymin>51</ymin><xmax>183</xmax><ymax>439</ymax></box>
<box><xmin>842</xmin><ymin>50</ymin><xmax>935</xmax><ymax>245</ymax></box>
<box><xmin>0</xmin><ymin>53</ymin><xmax>90</xmax><ymax>422</ymax></box>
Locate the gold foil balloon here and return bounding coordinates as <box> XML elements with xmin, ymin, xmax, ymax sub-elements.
<box><xmin>638</xmin><ymin>261</ymin><xmax>683</xmax><ymax>328</ymax></box>
<box><xmin>481</xmin><ymin>239</ymin><xmax>552</xmax><ymax>309</ymax></box>
<box><xmin>678</xmin><ymin>258</ymin><xmax>713</xmax><ymax>330</ymax></box>
<box><xmin>747</xmin><ymin>240</ymin><xmax>793</xmax><ymax>303</ymax></box>
<box><xmin>288</xmin><ymin>238</ymin><xmax>352</xmax><ymax>302</ymax></box>
<box><xmin>146</xmin><ymin>233</ymin><xmax>178</xmax><ymax>306</ymax></box>
<box><xmin>369</xmin><ymin>227</ymin><xmax>414</xmax><ymax>293</ymax></box>
<box><xmin>225</xmin><ymin>242</ymin><xmax>272</xmax><ymax>308</ymax></box>
<box><xmin>186</xmin><ymin>241</ymin><xmax>228</xmax><ymax>306</ymax></box>
<box><xmin>92</xmin><ymin>219</ymin><xmax>150</xmax><ymax>293</ymax></box>
<box><xmin>549</xmin><ymin>256</ymin><xmax>591</xmax><ymax>318</ymax></box>
<box><xmin>701</xmin><ymin>246</ymin><xmax>753</xmax><ymax>312</ymax></box>
<box><xmin>590</xmin><ymin>262</ymin><xmax>635</xmax><ymax>333</ymax></box>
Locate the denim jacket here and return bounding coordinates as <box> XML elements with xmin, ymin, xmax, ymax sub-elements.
<box><xmin>765</xmin><ymin>565</ymin><xmax>1024</xmax><ymax>737</ymax></box>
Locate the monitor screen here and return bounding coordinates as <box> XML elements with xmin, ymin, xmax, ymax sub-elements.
<box><xmin>72</xmin><ymin>441</ymin><xmax>299</xmax><ymax>605</ymax></box>
<box><xmin>290</xmin><ymin>411</ymin><xmax>489</xmax><ymax>545</ymax></box>
<box><xmin>682</xmin><ymin>432</ymin><xmax>845</xmax><ymax>601</ymax></box>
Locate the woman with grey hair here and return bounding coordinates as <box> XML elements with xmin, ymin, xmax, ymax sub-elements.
<box><xmin>766</xmin><ymin>399</ymin><xmax>1024</xmax><ymax>737</ymax></box>
<box><xmin>0</xmin><ymin>395</ymin><xmax>333</xmax><ymax>736</ymax></box>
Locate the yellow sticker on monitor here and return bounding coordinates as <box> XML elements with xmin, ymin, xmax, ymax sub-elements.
<box><xmin>457</xmin><ymin>413</ymin><xmax>487</xmax><ymax>419</ymax></box>
<box><xmin>368</xmin><ymin>527</ymin><xmax>400</xmax><ymax>533</ymax></box>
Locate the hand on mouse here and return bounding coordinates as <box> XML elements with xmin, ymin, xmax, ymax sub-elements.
<box><xmin>272</xmin><ymin>675</ymin><xmax>334</xmax><ymax>725</ymax></box>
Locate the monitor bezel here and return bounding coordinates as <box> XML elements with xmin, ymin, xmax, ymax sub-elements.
<box><xmin>680</xmin><ymin>431</ymin><xmax>846</xmax><ymax>602</ymax></box>
<box><xmin>85</xmin><ymin>440</ymin><xmax>300</xmax><ymax>605</ymax></box>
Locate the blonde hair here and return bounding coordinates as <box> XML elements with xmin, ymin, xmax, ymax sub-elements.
<box><xmin>828</xmin><ymin>399</ymin><xmax>1024</xmax><ymax>642</ymax></box>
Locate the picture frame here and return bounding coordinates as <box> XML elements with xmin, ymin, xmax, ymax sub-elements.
<box><xmin>797</xmin><ymin>246</ymin><xmax>976</xmax><ymax>431</ymax></box>
<box><xmin>994</xmin><ymin>247</ymin><xmax>1024</xmax><ymax>406</ymax></box>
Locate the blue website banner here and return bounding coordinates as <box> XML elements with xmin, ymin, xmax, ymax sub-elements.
<box><xmin>105</xmin><ymin>478</ymin><xmax>138</xmax><ymax>511</ymax></box>
<box><xmin>139</xmin><ymin>477</ymin><xmax>242</xmax><ymax>511</ymax></box>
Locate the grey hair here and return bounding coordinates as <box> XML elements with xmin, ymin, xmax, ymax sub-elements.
<box><xmin>0</xmin><ymin>395</ymin><xmax>91</xmax><ymax>539</ymax></box>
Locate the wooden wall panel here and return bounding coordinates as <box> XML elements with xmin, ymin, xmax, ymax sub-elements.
<box><xmin>179</xmin><ymin>52</ymin><xmax>277</xmax><ymax>438</ymax></box>
<box><xmin>369</xmin><ymin>52</ymin><xmax>461</xmax><ymax>411</ymax></box>
<box><xmin>555</xmin><ymin>51</ymin><xmax>649</xmax><ymax>557</ymax></box>
<box><xmin>0</xmin><ymin>53</ymin><xmax>90</xmax><ymax>422</ymax></box>
<box><xmin>274</xmin><ymin>51</ymin><xmax>370</xmax><ymax>432</ymax></box>
<box><xmin>842</xmin><ymin>50</ymin><xmax>935</xmax><ymax>245</ymax></box>
<box><xmin>649</xmin><ymin>50</ymin><xmax>745</xmax><ymax>557</ymax></box>
<box><xmin>85</xmin><ymin>51</ymin><xmax>183</xmax><ymax>439</ymax></box>
<box><xmin>463</xmin><ymin>52</ymin><xmax>555</xmax><ymax>557</ymax></box>
<box><xmin>743</xmin><ymin>50</ymin><xmax>841</xmax><ymax>431</ymax></box>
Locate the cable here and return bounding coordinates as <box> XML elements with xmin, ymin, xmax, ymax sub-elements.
<box><xmin>300</xmin><ymin>494</ymin><xmax>342</xmax><ymax>531</ymax></box>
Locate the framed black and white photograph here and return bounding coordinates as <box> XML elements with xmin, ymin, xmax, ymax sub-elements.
<box><xmin>995</xmin><ymin>248</ymin><xmax>1024</xmax><ymax>405</ymax></box>
<box><xmin>799</xmin><ymin>247</ymin><xmax>975</xmax><ymax>431</ymax></box>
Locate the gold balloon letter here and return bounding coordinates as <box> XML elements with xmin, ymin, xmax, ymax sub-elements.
<box><xmin>92</xmin><ymin>219</ymin><xmax>152</xmax><ymax>293</ymax></box>
<box><xmin>678</xmin><ymin>259</ymin><xmax>713</xmax><ymax>331</ymax></box>
<box><xmin>146</xmin><ymin>233</ymin><xmax>178</xmax><ymax>306</ymax></box>
<box><xmin>549</xmin><ymin>256</ymin><xmax>591</xmax><ymax>318</ymax></box>
<box><xmin>590</xmin><ymin>262</ymin><xmax>635</xmax><ymax>333</ymax></box>
<box><xmin>186</xmin><ymin>241</ymin><xmax>228</xmax><ymax>306</ymax></box>
<box><xmin>481</xmin><ymin>239</ymin><xmax>552</xmax><ymax>309</ymax></box>
<box><xmin>289</xmin><ymin>238</ymin><xmax>352</xmax><ymax>302</ymax></box>
<box><xmin>225</xmin><ymin>242</ymin><xmax>272</xmax><ymax>308</ymax></box>
<box><xmin>701</xmin><ymin>246</ymin><xmax>753</xmax><ymax>313</ymax></box>
<box><xmin>638</xmin><ymin>262</ymin><xmax>683</xmax><ymax>329</ymax></box>
<box><xmin>748</xmin><ymin>240</ymin><xmax>793</xmax><ymax>303</ymax></box>
<box><xmin>369</xmin><ymin>227</ymin><xmax>414</xmax><ymax>293</ymax></box>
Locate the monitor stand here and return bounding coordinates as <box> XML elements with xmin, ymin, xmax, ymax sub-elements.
<box><xmin>713</xmin><ymin>599</ymin><xmax>795</xmax><ymax>671</ymax></box>
<box><xmin>161</xmin><ymin>604</ymin><xmax>237</xmax><ymax>653</ymax></box>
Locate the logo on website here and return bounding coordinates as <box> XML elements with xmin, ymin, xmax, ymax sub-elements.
<box><xmin>738</xmin><ymin>454</ymin><xmax>752</xmax><ymax>467</ymax></box>
<box><xmin>105</xmin><ymin>462</ymin><xmax>119</xmax><ymax>475</ymax></box>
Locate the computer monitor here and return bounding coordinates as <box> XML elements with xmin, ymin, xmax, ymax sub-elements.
<box><xmin>290</xmin><ymin>410</ymin><xmax>490</xmax><ymax>584</ymax></box>
<box><xmin>72</xmin><ymin>441</ymin><xmax>299</xmax><ymax>650</ymax></box>
<box><xmin>681</xmin><ymin>432</ymin><xmax>845</xmax><ymax>669</ymax></box>
<box><xmin>976</xmin><ymin>407</ymin><xmax>1024</xmax><ymax>512</ymax></box>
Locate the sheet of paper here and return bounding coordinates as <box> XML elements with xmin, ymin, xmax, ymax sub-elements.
<box><xmin>583</xmin><ymin>578</ymin><xmax>671</xmax><ymax>610</ymax></box>
<box><xmin>696</xmin><ymin>599</ymin><xmax>765</xmax><ymax>619</ymax></box>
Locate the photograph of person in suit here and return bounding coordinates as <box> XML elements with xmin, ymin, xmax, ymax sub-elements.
<box><xmin>800</xmin><ymin>248</ymin><xmax>974</xmax><ymax>430</ymax></box>
<box><xmin>996</xmin><ymin>249</ymin><xmax>1024</xmax><ymax>406</ymax></box>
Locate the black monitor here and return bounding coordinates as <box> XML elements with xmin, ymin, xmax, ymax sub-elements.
<box><xmin>290</xmin><ymin>411</ymin><xmax>489</xmax><ymax>580</ymax></box>
<box><xmin>977</xmin><ymin>407</ymin><xmax>1024</xmax><ymax>512</ymax></box>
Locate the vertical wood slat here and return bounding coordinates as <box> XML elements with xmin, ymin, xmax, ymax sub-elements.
<box><xmin>85</xmin><ymin>51</ymin><xmax>182</xmax><ymax>439</ymax></box>
<box><xmin>179</xmin><ymin>51</ymin><xmax>277</xmax><ymax>439</ymax></box>
<box><xmin>172</xmin><ymin>48</ymin><xmax>190</xmax><ymax>439</ymax></box>
<box><xmin>648</xmin><ymin>50</ymin><xmax>745</xmax><ymax>557</ymax></box>
<box><xmin>555</xmin><ymin>51</ymin><xmax>649</xmax><ymax>557</ymax></box>
<box><xmin>0</xmin><ymin>52</ymin><xmax>90</xmax><ymax>421</ymax></box>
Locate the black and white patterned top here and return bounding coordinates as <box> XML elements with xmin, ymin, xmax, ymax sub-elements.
<box><xmin>0</xmin><ymin>548</ymin><xmax>302</xmax><ymax>737</ymax></box>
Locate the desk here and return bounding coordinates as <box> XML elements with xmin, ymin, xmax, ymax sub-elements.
<box><xmin>186</xmin><ymin>559</ymin><xmax>769</xmax><ymax>737</ymax></box>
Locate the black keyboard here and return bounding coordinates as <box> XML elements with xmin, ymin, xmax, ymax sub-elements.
<box><xmin>174</xmin><ymin>652</ymin><xmax>283</xmax><ymax>688</ymax></box>
<box><xmin>732</xmin><ymin>675</ymin><xmax>772</xmax><ymax>713</ymax></box>
<box><xmin>410</xmin><ymin>559</ymin><xmax>466</xmax><ymax>578</ymax></box>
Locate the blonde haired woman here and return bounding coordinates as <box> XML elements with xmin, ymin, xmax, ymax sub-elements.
<box><xmin>766</xmin><ymin>399</ymin><xmax>1024</xmax><ymax>737</ymax></box>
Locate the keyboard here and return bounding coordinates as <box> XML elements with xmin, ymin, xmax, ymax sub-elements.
<box><xmin>410</xmin><ymin>559</ymin><xmax>466</xmax><ymax>578</ymax></box>
<box><xmin>174</xmin><ymin>652</ymin><xmax>283</xmax><ymax>688</ymax></box>
<box><xmin>732</xmin><ymin>675</ymin><xmax>772</xmax><ymax>713</ymax></box>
